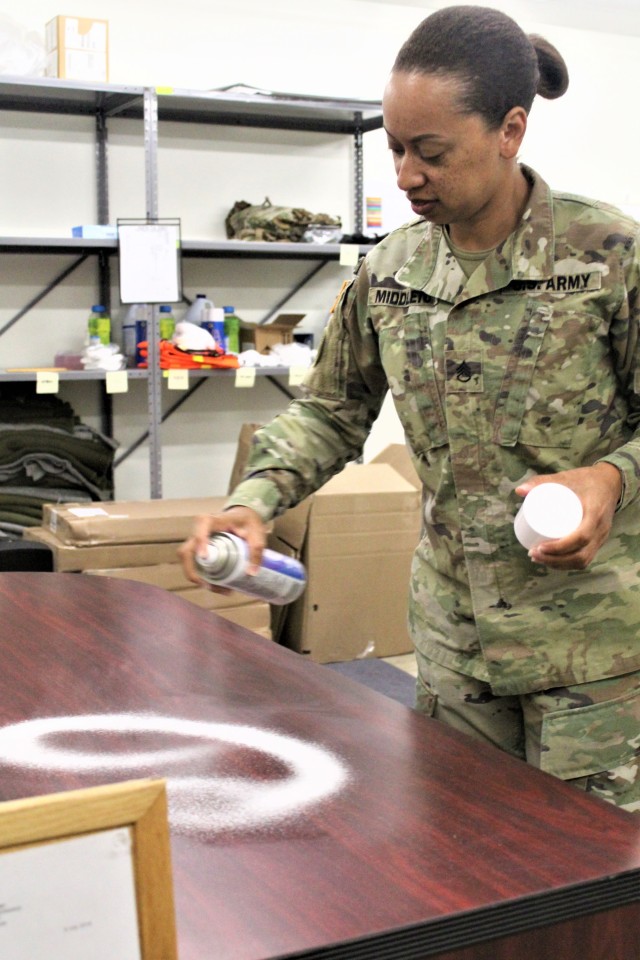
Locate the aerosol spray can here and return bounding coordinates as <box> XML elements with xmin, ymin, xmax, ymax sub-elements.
<box><xmin>195</xmin><ymin>532</ymin><xmax>306</xmax><ymax>605</ymax></box>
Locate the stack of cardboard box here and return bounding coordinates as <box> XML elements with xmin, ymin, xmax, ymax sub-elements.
<box><xmin>23</xmin><ymin>497</ymin><xmax>272</xmax><ymax>640</ymax></box>
<box><xmin>25</xmin><ymin>431</ymin><xmax>423</xmax><ymax>662</ymax></box>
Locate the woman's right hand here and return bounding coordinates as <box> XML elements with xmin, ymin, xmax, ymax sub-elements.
<box><xmin>178</xmin><ymin>506</ymin><xmax>268</xmax><ymax>587</ymax></box>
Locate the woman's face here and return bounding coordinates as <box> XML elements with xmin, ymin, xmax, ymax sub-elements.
<box><xmin>382</xmin><ymin>71</ymin><xmax>517</xmax><ymax>237</ymax></box>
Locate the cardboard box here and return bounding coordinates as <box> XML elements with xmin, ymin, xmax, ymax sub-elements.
<box><xmin>23</xmin><ymin>527</ymin><xmax>184</xmax><ymax>572</ymax></box>
<box><xmin>172</xmin><ymin>586</ymin><xmax>255</xmax><ymax>611</ymax></box>
<box><xmin>225</xmin><ymin>423</ymin><xmax>422</xmax><ymax>657</ymax></box>
<box><xmin>228</xmin><ymin>422</ymin><xmax>264</xmax><ymax>494</ymax></box>
<box><xmin>370</xmin><ymin>443</ymin><xmax>420</xmax><ymax>490</ymax></box>
<box><xmin>215</xmin><ymin>602</ymin><xmax>272</xmax><ymax>641</ymax></box>
<box><xmin>45</xmin><ymin>16</ymin><xmax>109</xmax><ymax>82</ymax></box>
<box><xmin>173</xmin><ymin>589</ymin><xmax>272</xmax><ymax>639</ymax></box>
<box><xmin>240</xmin><ymin>314</ymin><xmax>304</xmax><ymax>354</ymax></box>
<box><xmin>83</xmin><ymin>569</ymin><xmax>271</xmax><ymax>640</ymax></box>
<box><xmin>84</xmin><ymin>562</ymin><xmax>194</xmax><ymax>592</ymax></box>
<box><xmin>85</xmin><ymin>564</ymin><xmax>256</xmax><ymax>609</ymax></box>
<box><xmin>280</xmin><ymin>462</ymin><xmax>422</xmax><ymax>662</ymax></box>
<box><xmin>43</xmin><ymin>497</ymin><xmax>228</xmax><ymax>546</ymax></box>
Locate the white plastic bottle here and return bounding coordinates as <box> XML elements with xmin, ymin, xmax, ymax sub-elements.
<box><xmin>183</xmin><ymin>293</ymin><xmax>214</xmax><ymax>325</ymax></box>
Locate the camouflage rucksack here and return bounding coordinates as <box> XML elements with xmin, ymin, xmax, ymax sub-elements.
<box><xmin>225</xmin><ymin>197</ymin><xmax>341</xmax><ymax>242</ymax></box>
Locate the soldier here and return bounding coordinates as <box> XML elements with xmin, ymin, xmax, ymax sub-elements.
<box><xmin>180</xmin><ymin>6</ymin><xmax>640</xmax><ymax>811</ymax></box>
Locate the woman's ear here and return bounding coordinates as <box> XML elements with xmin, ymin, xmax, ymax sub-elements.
<box><xmin>499</xmin><ymin>106</ymin><xmax>528</xmax><ymax>159</ymax></box>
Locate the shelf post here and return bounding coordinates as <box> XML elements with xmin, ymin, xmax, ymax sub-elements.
<box><xmin>353</xmin><ymin>111</ymin><xmax>364</xmax><ymax>236</ymax></box>
<box><xmin>143</xmin><ymin>87</ymin><xmax>163</xmax><ymax>499</ymax></box>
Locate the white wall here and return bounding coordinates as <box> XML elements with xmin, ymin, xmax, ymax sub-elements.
<box><xmin>2</xmin><ymin>1</ymin><xmax>640</xmax><ymax>499</ymax></box>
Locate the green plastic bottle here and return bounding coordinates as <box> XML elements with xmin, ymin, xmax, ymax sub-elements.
<box><xmin>87</xmin><ymin>304</ymin><xmax>111</xmax><ymax>345</ymax></box>
<box><xmin>159</xmin><ymin>305</ymin><xmax>176</xmax><ymax>341</ymax></box>
<box><xmin>223</xmin><ymin>305</ymin><xmax>241</xmax><ymax>354</ymax></box>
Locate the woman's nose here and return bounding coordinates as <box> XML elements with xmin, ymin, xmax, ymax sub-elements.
<box><xmin>395</xmin><ymin>152</ymin><xmax>426</xmax><ymax>191</ymax></box>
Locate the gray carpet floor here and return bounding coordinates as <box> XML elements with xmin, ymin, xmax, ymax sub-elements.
<box><xmin>324</xmin><ymin>658</ymin><xmax>416</xmax><ymax>707</ymax></box>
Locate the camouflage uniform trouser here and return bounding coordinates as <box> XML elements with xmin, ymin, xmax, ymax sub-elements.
<box><xmin>414</xmin><ymin>650</ymin><xmax>640</xmax><ymax>813</ymax></box>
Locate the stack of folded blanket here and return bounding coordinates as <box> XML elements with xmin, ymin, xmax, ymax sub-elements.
<box><xmin>0</xmin><ymin>385</ymin><xmax>117</xmax><ymax>536</ymax></box>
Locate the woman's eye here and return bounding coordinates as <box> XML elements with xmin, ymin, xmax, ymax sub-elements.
<box><xmin>420</xmin><ymin>152</ymin><xmax>444</xmax><ymax>165</ymax></box>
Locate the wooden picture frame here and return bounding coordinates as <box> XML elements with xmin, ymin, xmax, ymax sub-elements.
<box><xmin>0</xmin><ymin>778</ymin><xmax>177</xmax><ymax>960</ymax></box>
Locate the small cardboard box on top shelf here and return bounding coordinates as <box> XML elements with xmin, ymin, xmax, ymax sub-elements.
<box><xmin>240</xmin><ymin>314</ymin><xmax>305</xmax><ymax>354</ymax></box>
<box><xmin>45</xmin><ymin>15</ymin><xmax>109</xmax><ymax>83</ymax></box>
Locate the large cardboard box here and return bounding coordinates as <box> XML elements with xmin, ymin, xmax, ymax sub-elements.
<box><xmin>23</xmin><ymin>526</ymin><xmax>184</xmax><ymax>572</ymax></box>
<box><xmin>280</xmin><ymin>462</ymin><xmax>422</xmax><ymax>662</ymax></box>
<box><xmin>226</xmin><ymin>424</ymin><xmax>422</xmax><ymax>658</ymax></box>
<box><xmin>43</xmin><ymin>497</ymin><xmax>227</xmax><ymax>546</ymax></box>
<box><xmin>45</xmin><ymin>16</ymin><xmax>109</xmax><ymax>82</ymax></box>
<box><xmin>228</xmin><ymin>422</ymin><xmax>263</xmax><ymax>494</ymax></box>
<box><xmin>214</xmin><ymin>602</ymin><xmax>272</xmax><ymax>640</ymax></box>
<box><xmin>370</xmin><ymin>443</ymin><xmax>420</xmax><ymax>490</ymax></box>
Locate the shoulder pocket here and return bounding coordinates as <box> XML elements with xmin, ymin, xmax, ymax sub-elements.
<box><xmin>303</xmin><ymin>279</ymin><xmax>356</xmax><ymax>401</ymax></box>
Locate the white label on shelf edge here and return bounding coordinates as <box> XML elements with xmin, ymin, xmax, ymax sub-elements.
<box><xmin>235</xmin><ymin>367</ymin><xmax>256</xmax><ymax>388</ymax></box>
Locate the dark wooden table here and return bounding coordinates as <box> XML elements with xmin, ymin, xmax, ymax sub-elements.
<box><xmin>0</xmin><ymin>572</ymin><xmax>638</xmax><ymax>959</ymax></box>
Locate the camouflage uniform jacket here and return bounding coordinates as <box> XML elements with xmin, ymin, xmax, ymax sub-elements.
<box><xmin>229</xmin><ymin>166</ymin><xmax>640</xmax><ymax>695</ymax></box>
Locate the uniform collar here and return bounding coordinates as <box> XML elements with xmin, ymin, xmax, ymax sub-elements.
<box><xmin>395</xmin><ymin>165</ymin><xmax>556</xmax><ymax>302</ymax></box>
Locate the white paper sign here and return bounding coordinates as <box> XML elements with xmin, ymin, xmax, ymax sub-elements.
<box><xmin>0</xmin><ymin>827</ymin><xmax>141</xmax><ymax>960</ymax></box>
<box><xmin>118</xmin><ymin>222</ymin><xmax>181</xmax><ymax>304</ymax></box>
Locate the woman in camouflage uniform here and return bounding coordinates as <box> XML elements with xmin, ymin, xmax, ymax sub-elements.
<box><xmin>181</xmin><ymin>6</ymin><xmax>640</xmax><ymax>811</ymax></box>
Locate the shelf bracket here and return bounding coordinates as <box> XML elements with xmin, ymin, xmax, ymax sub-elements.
<box><xmin>258</xmin><ymin>259</ymin><xmax>328</xmax><ymax>325</ymax></box>
<box><xmin>0</xmin><ymin>255</ymin><xmax>89</xmax><ymax>340</ymax></box>
<box><xmin>113</xmin><ymin>377</ymin><xmax>208</xmax><ymax>468</ymax></box>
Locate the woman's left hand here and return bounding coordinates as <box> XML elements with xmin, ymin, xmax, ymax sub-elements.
<box><xmin>515</xmin><ymin>462</ymin><xmax>622</xmax><ymax>570</ymax></box>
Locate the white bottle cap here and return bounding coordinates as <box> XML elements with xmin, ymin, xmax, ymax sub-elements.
<box><xmin>514</xmin><ymin>482</ymin><xmax>583</xmax><ymax>550</ymax></box>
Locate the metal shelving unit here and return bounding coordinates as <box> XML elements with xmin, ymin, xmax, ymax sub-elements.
<box><xmin>0</xmin><ymin>75</ymin><xmax>383</xmax><ymax>497</ymax></box>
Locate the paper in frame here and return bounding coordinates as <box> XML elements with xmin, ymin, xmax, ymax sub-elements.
<box><xmin>0</xmin><ymin>778</ymin><xmax>177</xmax><ymax>960</ymax></box>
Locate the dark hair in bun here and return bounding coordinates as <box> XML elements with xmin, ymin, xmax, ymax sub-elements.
<box><xmin>392</xmin><ymin>5</ymin><xmax>569</xmax><ymax>127</ymax></box>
